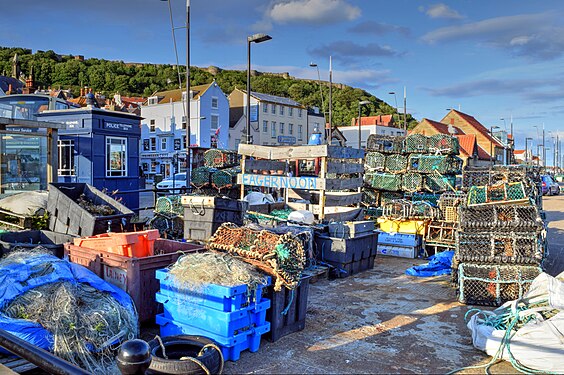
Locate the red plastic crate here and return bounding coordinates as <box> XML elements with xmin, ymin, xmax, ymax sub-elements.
<box><xmin>73</xmin><ymin>229</ymin><xmax>160</xmax><ymax>257</ymax></box>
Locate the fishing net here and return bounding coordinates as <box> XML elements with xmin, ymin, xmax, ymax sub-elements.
<box><xmin>410</xmin><ymin>192</ymin><xmax>441</xmax><ymax>206</ymax></box>
<box><xmin>401</xmin><ymin>172</ymin><xmax>424</xmax><ymax>193</ymax></box>
<box><xmin>425</xmin><ymin>174</ymin><xmax>456</xmax><ymax>193</ymax></box>
<box><xmin>404</xmin><ymin>134</ymin><xmax>428</xmax><ymax>153</ymax></box>
<box><xmin>364</xmin><ymin>151</ymin><xmax>386</xmax><ymax>171</ymax></box>
<box><xmin>385</xmin><ymin>154</ymin><xmax>408</xmax><ymax>173</ymax></box>
<box><xmin>457</xmin><ymin>263</ymin><xmax>541</xmax><ymax>306</ymax></box>
<box><xmin>366</xmin><ymin>172</ymin><xmax>402</xmax><ymax>191</ymax></box>
<box><xmin>203</xmin><ymin>149</ymin><xmax>240</xmax><ymax>169</ymax></box>
<box><xmin>467</xmin><ymin>182</ymin><xmax>527</xmax><ymax>205</ymax></box>
<box><xmin>0</xmin><ymin>251</ymin><xmax>138</xmax><ymax>375</ymax></box>
<box><xmin>208</xmin><ymin>223</ymin><xmax>306</xmax><ymax>291</ymax></box>
<box><xmin>366</xmin><ymin>134</ymin><xmax>404</xmax><ymax>154</ymax></box>
<box><xmin>459</xmin><ymin>205</ymin><xmax>543</xmax><ymax>231</ymax></box>
<box><xmin>77</xmin><ymin>194</ymin><xmax>115</xmax><ymax>216</ymax></box>
<box><xmin>155</xmin><ymin>195</ymin><xmax>183</xmax><ymax>216</ymax></box>
<box><xmin>191</xmin><ymin>166</ymin><xmax>216</xmax><ymax>188</ymax></box>
<box><xmin>211</xmin><ymin>167</ymin><xmax>241</xmax><ymax>191</ymax></box>
<box><xmin>428</xmin><ymin>134</ymin><xmax>459</xmax><ymax>155</ymax></box>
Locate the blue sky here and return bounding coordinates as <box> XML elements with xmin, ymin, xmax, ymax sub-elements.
<box><xmin>2</xmin><ymin>0</ymin><xmax>563</xmax><ymax>161</ymax></box>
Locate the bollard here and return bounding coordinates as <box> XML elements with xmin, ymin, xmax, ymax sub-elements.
<box><xmin>116</xmin><ymin>339</ymin><xmax>151</xmax><ymax>375</ymax></box>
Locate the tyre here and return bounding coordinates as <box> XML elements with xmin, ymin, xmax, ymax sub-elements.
<box><xmin>147</xmin><ymin>335</ymin><xmax>223</xmax><ymax>375</ymax></box>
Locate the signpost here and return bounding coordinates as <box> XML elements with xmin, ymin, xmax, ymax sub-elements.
<box><xmin>278</xmin><ymin>135</ymin><xmax>296</xmax><ymax>145</ymax></box>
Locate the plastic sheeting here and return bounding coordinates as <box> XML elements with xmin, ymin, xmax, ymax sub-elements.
<box><xmin>405</xmin><ymin>251</ymin><xmax>453</xmax><ymax>277</ymax></box>
<box><xmin>0</xmin><ymin>253</ymin><xmax>136</xmax><ymax>353</ymax></box>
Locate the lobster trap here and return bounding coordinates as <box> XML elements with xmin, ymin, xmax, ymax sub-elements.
<box><xmin>458</xmin><ymin>263</ymin><xmax>541</xmax><ymax>306</ymax></box>
<box><xmin>404</xmin><ymin>134</ymin><xmax>428</xmax><ymax>154</ymax></box>
<box><xmin>191</xmin><ymin>166</ymin><xmax>216</xmax><ymax>188</ymax></box>
<box><xmin>366</xmin><ymin>135</ymin><xmax>405</xmax><ymax>154</ymax></box>
<box><xmin>408</xmin><ymin>154</ymin><xmax>462</xmax><ymax>175</ymax></box>
<box><xmin>425</xmin><ymin>220</ymin><xmax>457</xmax><ymax>247</ymax></box>
<box><xmin>459</xmin><ymin>205</ymin><xmax>543</xmax><ymax>231</ymax></box>
<box><xmin>155</xmin><ymin>195</ymin><xmax>184</xmax><ymax>216</ymax></box>
<box><xmin>425</xmin><ymin>174</ymin><xmax>456</xmax><ymax>193</ymax></box>
<box><xmin>211</xmin><ymin>167</ymin><xmax>241</xmax><ymax>191</ymax></box>
<box><xmin>203</xmin><ymin>149</ymin><xmax>240</xmax><ymax>168</ymax></box>
<box><xmin>428</xmin><ymin>134</ymin><xmax>459</xmax><ymax>155</ymax></box>
<box><xmin>455</xmin><ymin>231</ymin><xmax>544</xmax><ymax>265</ymax></box>
<box><xmin>438</xmin><ymin>191</ymin><xmax>467</xmax><ymax>223</ymax></box>
<box><xmin>467</xmin><ymin>182</ymin><xmax>527</xmax><ymax>206</ymax></box>
<box><xmin>366</xmin><ymin>172</ymin><xmax>402</xmax><ymax>191</ymax></box>
<box><xmin>385</xmin><ymin>154</ymin><xmax>408</xmax><ymax>173</ymax></box>
<box><xmin>401</xmin><ymin>172</ymin><xmax>424</xmax><ymax>193</ymax></box>
<box><xmin>362</xmin><ymin>188</ymin><xmax>380</xmax><ymax>206</ymax></box>
<box><xmin>408</xmin><ymin>192</ymin><xmax>441</xmax><ymax>206</ymax></box>
<box><xmin>364</xmin><ymin>151</ymin><xmax>386</xmax><ymax>171</ymax></box>
<box><xmin>208</xmin><ymin>223</ymin><xmax>306</xmax><ymax>291</ymax></box>
<box><xmin>382</xmin><ymin>200</ymin><xmax>440</xmax><ymax>220</ymax></box>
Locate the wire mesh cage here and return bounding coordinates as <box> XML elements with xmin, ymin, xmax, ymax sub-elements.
<box><xmin>366</xmin><ymin>134</ymin><xmax>405</xmax><ymax>154</ymax></box>
<box><xmin>462</xmin><ymin>169</ymin><xmax>491</xmax><ymax>189</ymax></box>
<box><xmin>203</xmin><ymin>149</ymin><xmax>240</xmax><ymax>168</ymax></box>
<box><xmin>409</xmin><ymin>192</ymin><xmax>441</xmax><ymax>206</ymax></box>
<box><xmin>382</xmin><ymin>199</ymin><xmax>440</xmax><ymax>220</ymax></box>
<box><xmin>438</xmin><ymin>191</ymin><xmax>466</xmax><ymax>223</ymax></box>
<box><xmin>467</xmin><ymin>182</ymin><xmax>527</xmax><ymax>205</ymax></box>
<box><xmin>404</xmin><ymin>134</ymin><xmax>429</xmax><ymax>154</ymax></box>
<box><xmin>425</xmin><ymin>221</ymin><xmax>457</xmax><ymax>246</ymax></box>
<box><xmin>455</xmin><ymin>231</ymin><xmax>544</xmax><ymax>264</ymax></box>
<box><xmin>190</xmin><ymin>166</ymin><xmax>216</xmax><ymax>188</ymax></box>
<box><xmin>362</xmin><ymin>189</ymin><xmax>381</xmax><ymax>206</ymax></box>
<box><xmin>364</xmin><ymin>151</ymin><xmax>387</xmax><ymax>171</ymax></box>
<box><xmin>366</xmin><ymin>172</ymin><xmax>402</xmax><ymax>191</ymax></box>
<box><xmin>385</xmin><ymin>154</ymin><xmax>408</xmax><ymax>173</ymax></box>
<box><xmin>409</xmin><ymin>154</ymin><xmax>463</xmax><ymax>174</ymax></box>
<box><xmin>428</xmin><ymin>134</ymin><xmax>460</xmax><ymax>155</ymax></box>
<box><xmin>459</xmin><ymin>204</ymin><xmax>543</xmax><ymax>230</ymax></box>
<box><xmin>402</xmin><ymin>172</ymin><xmax>424</xmax><ymax>192</ymax></box>
<box><xmin>458</xmin><ymin>263</ymin><xmax>541</xmax><ymax>306</ymax></box>
<box><xmin>425</xmin><ymin>174</ymin><xmax>456</xmax><ymax>193</ymax></box>
<box><xmin>155</xmin><ymin>195</ymin><xmax>184</xmax><ymax>216</ymax></box>
<box><xmin>381</xmin><ymin>191</ymin><xmax>404</xmax><ymax>204</ymax></box>
<box><xmin>211</xmin><ymin>167</ymin><xmax>241</xmax><ymax>191</ymax></box>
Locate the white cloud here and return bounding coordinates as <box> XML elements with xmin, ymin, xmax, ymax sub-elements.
<box><xmin>421</xmin><ymin>4</ymin><xmax>463</xmax><ymax>19</ymax></box>
<box><xmin>267</xmin><ymin>0</ymin><xmax>361</xmax><ymax>25</ymax></box>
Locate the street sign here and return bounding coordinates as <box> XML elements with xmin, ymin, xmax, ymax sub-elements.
<box><xmin>278</xmin><ymin>135</ymin><xmax>296</xmax><ymax>144</ymax></box>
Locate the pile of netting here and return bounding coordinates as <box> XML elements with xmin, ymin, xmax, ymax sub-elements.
<box><xmin>208</xmin><ymin>223</ymin><xmax>306</xmax><ymax>291</ymax></box>
<box><xmin>168</xmin><ymin>251</ymin><xmax>268</xmax><ymax>295</ymax></box>
<box><xmin>0</xmin><ymin>250</ymin><xmax>138</xmax><ymax>374</ymax></box>
<box><xmin>203</xmin><ymin>149</ymin><xmax>240</xmax><ymax>169</ymax></box>
<box><xmin>77</xmin><ymin>194</ymin><xmax>115</xmax><ymax>216</ymax></box>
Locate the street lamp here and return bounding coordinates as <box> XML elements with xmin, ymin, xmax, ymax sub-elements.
<box><xmin>525</xmin><ymin>137</ymin><xmax>533</xmax><ymax>164</ymax></box>
<box><xmin>388</xmin><ymin>92</ymin><xmax>398</xmax><ymax>126</ymax></box>
<box><xmin>357</xmin><ymin>100</ymin><xmax>370</xmax><ymax>149</ymax></box>
<box><xmin>490</xmin><ymin>125</ymin><xmax>500</xmax><ymax>167</ymax></box>
<box><xmin>246</xmin><ymin>33</ymin><xmax>272</xmax><ymax>144</ymax></box>
<box><xmin>309</xmin><ymin>62</ymin><xmax>326</xmax><ymax>123</ymax></box>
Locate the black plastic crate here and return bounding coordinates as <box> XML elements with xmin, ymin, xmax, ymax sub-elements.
<box><xmin>182</xmin><ymin>198</ymin><xmax>248</xmax><ymax>241</ymax></box>
<box><xmin>314</xmin><ymin>232</ymin><xmax>378</xmax><ymax>264</ymax></box>
<box><xmin>266</xmin><ymin>275</ymin><xmax>311</xmax><ymax>342</ymax></box>
<box><xmin>0</xmin><ymin>230</ymin><xmax>76</xmax><ymax>258</ymax></box>
<box><xmin>329</xmin><ymin>255</ymin><xmax>376</xmax><ymax>278</ymax></box>
<box><xmin>47</xmin><ymin>183</ymin><xmax>134</xmax><ymax>237</ymax></box>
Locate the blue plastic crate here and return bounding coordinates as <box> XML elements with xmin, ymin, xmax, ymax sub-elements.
<box><xmin>156</xmin><ymin>268</ymin><xmax>270</xmax><ymax>312</ymax></box>
<box><xmin>377</xmin><ymin>231</ymin><xmax>422</xmax><ymax>247</ymax></box>
<box><xmin>156</xmin><ymin>292</ymin><xmax>270</xmax><ymax>337</ymax></box>
<box><xmin>156</xmin><ymin>314</ymin><xmax>270</xmax><ymax>361</ymax></box>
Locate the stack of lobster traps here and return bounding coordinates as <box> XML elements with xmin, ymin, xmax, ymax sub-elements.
<box><xmin>190</xmin><ymin>149</ymin><xmax>241</xmax><ymax>198</ymax></box>
<box><xmin>424</xmin><ymin>191</ymin><xmax>466</xmax><ymax>256</ymax></box>
<box><xmin>453</xmin><ymin>168</ymin><xmax>546</xmax><ymax>307</ymax></box>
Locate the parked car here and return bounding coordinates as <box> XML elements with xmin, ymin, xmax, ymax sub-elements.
<box><xmin>541</xmin><ymin>175</ymin><xmax>560</xmax><ymax>196</ymax></box>
<box><xmin>156</xmin><ymin>173</ymin><xmax>187</xmax><ymax>193</ymax></box>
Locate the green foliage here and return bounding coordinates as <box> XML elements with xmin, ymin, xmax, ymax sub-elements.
<box><xmin>0</xmin><ymin>46</ymin><xmax>417</xmax><ymax>126</ymax></box>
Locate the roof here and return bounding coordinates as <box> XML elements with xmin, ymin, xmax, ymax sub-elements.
<box><xmin>514</xmin><ymin>149</ymin><xmax>526</xmax><ymax>155</ymax></box>
<box><xmin>248</xmin><ymin>90</ymin><xmax>303</xmax><ymax>107</ymax></box>
<box><xmin>423</xmin><ymin>118</ymin><xmax>465</xmax><ymax>135</ymax></box>
<box><xmin>0</xmin><ymin>76</ymin><xmax>24</xmax><ymax>93</ymax></box>
<box><xmin>476</xmin><ymin>145</ymin><xmax>490</xmax><ymax>160</ymax></box>
<box><xmin>445</xmin><ymin>109</ymin><xmax>503</xmax><ymax>147</ymax></box>
<box><xmin>351</xmin><ymin>115</ymin><xmax>395</xmax><ymax>127</ymax></box>
<box><xmin>150</xmin><ymin>82</ymin><xmax>213</xmax><ymax>104</ymax></box>
<box><xmin>455</xmin><ymin>134</ymin><xmax>476</xmax><ymax>157</ymax></box>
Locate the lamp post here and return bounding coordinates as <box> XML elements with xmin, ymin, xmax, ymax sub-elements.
<box><xmin>525</xmin><ymin>137</ymin><xmax>533</xmax><ymax>165</ymax></box>
<box><xmin>357</xmin><ymin>100</ymin><xmax>370</xmax><ymax>149</ymax></box>
<box><xmin>309</xmin><ymin>62</ymin><xmax>326</xmax><ymax>123</ymax></box>
<box><xmin>246</xmin><ymin>33</ymin><xmax>272</xmax><ymax>144</ymax></box>
<box><xmin>490</xmin><ymin>125</ymin><xmax>500</xmax><ymax>167</ymax></box>
<box><xmin>388</xmin><ymin>92</ymin><xmax>398</xmax><ymax>126</ymax></box>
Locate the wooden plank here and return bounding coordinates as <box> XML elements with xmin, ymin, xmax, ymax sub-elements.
<box><xmin>237</xmin><ymin>174</ymin><xmax>325</xmax><ymax>190</ymax></box>
<box><xmin>325</xmin><ymin>191</ymin><xmax>362</xmax><ymax>206</ymax></box>
<box><xmin>244</xmin><ymin>159</ymin><xmax>287</xmax><ymax>173</ymax></box>
<box><xmin>287</xmin><ymin>189</ymin><xmax>312</xmax><ymax>201</ymax></box>
<box><xmin>269</xmin><ymin>145</ymin><xmax>328</xmax><ymax>160</ymax></box>
<box><xmin>237</xmin><ymin>144</ymin><xmax>272</xmax><ymax>159</ymax></box>
<box><xmin>327</xmin><ymin>161</ymin><xmax>364</xmax><ymax>174</ymax></box>
<box><xmin>324</xmin><ymin>207</ymin><xmax>364</xmax><ymax>222</ymax></box>
<box><xmin>287</xmin><ymin>202</ymin><xmax>362</xmax><ymax>215</ymax></box>
<box><xmin>327</xmin><ymin>146</ymin><xmax>364</xmax><ymax>159</ymax></box>
<box><xmin>325</xmin><ymin>177</ymin><xmax>363</xmax><ymax>190</ymax></box>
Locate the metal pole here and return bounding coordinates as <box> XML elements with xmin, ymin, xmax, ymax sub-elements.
<box><xmin>328</xmin><ymin>56</ymin><xmax>332</xmax><ymax>144</ymax></box>
<box><xmin>185</xmin><ymin>0</ymin><xmax>191</xmax><ymax>183</ymax></box>
<box><xmin>246</xmin><ymin>38</ymin><xmax>251</xmax><ymax>144</ymax></box>
<box><xmin>543</xmin><ymin>125</ymin><xmax>545</xmax><ymax>167</ymax></box>
<box><xmin>490</xmin><ymin>126</ymin><xmax>494</xmax><ymax>168</ymax></box>
<box><xmin>358</xmin><ymin>104</ymin><xmax>361</xmax><ymax>149</ymax></box>
<box><xmin>403</xmin><ymin>86</ymin><xmax>407</xmax><ymax>131</ymax></box>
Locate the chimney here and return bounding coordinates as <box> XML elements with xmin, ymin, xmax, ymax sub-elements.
<box><xmin>7</xmin><ymin>84</ymin><xmax>12</xmax><ymax>95</ymax></box>
<box><xmin>450</xmin><ymin>118</ymin><xmax>454</xmax><ymax>125</ymax></box>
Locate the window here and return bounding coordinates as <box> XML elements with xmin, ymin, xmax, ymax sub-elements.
<box><xmin>280</xmin><ymin>122</ymin><xmax>285</xmax><ymax>134</ymax></box>
<box><xmin>263</xmin><ymin>103</ymin><xmax>268</xmax><ymax>113</ymax></box>
<box><xmin>150</xmin><ymin>137</ymin><xmax>156</xmax><ymax>151</ymax></box>
<box><xmin>106</xmin><ymin>137</ymin><xmax>127</xmax><ymax>177</ymax></box>
<box><xmin>280</xmin><ymin>106</ymin><xmax>284</xmax><ymax>115</ymax></box>
<box><xmin>271</xmin><ymin>104</ymin><xmax>276</xmax><ymax>114</ymax></box>
<box><xmin>143</xmin><ymin>139</ymin><xmax>150</xmax><ymax>151</ymax></box>
<box><xmin>263</xmin><ymin>120</ymin><xmax>268</xmax><ymax>132</ymax></box>
<box><xmin>161</xmin><ymin>138</ymin><xmax>167</xmax><ymax>151</ymax></box>
<box><xmin>142</xmin><ymin>163</ymin><xmax>149</xmax><ymax>172</ymax></box>
<box><xmin>211</xmin><ymin>96</ymin><xmax>218</xmax><ymax>109</ymax></box>
<box><xmin>211</xmin><ymin>114</ymin><xmax>219</xmax><ymax>130</ymax></box>
<box><xmin>298</xmin><ymin>124</ymin><xmax>303</xmax><ymax>140</ymax></box>
<box><xmin>289</xmin><ymin>107</ymin><xmax>293</xmax><ymax>116</ymax></box>
<box><xmin>150</xmin><ymin>119</ymin><xmax>156</xmax><ymax>132</ymax></box>
<box><xmin>181</xmin><ymin>116</ymin><xmax>186</xmax><ymax>130</ymax></box>
<box><xmin>298</xmin><ymin>108</ymin><xmax>302</xmax><ymax>118</ymax></box>
<box><xmin>148</xmin><ymin>97</ymin><xmax>158</xmax><ymax>105</ymax></box>
<box><xmin>271</xmin><ymin>121</ymin><xmax>276</xmax><ymax>138</ymax></box>
<box><xmin>183</xmin><ymin>135</ymin><xmax>187</xmax><ymax>149</ymax></box>
<box><xmin>58</xmin><ymin>140</ymin><xmax>75</xmax><ymax>176</ymax></box>
<box><xmin>289</xmin><ymin>123</ymin><xmax>293</xmax><ymax>135</ymax></box>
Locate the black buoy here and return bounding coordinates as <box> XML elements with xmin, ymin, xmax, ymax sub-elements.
<box><xmin>117</xmin><ymin>339</ymin><xmax>152</xmax><ymax>375</ymax></box>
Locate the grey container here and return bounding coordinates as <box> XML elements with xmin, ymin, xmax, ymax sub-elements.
<box><xmin>0</xmin><ymin>230</ymin><xmax>76</xmax><ymax>258</ymax></box>
<box><xmin>314</xmin><ymin>232</ymin><xmax>378</xmax><ymax>264</ymax></box>
<box><xmin>47</xmin><ymin>183</ymin><xmax>134</xmax><ymax>237</ymax></box>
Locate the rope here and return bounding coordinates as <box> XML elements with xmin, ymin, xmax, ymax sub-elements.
<box><xmin>281</xmin><ymin>289</ymin><xmax>295</xmax><ymax>316</ymax></box>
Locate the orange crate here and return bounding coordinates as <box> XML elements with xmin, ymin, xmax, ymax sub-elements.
<box><xmin>73</xmin><ymin>230</ymin><xmax>160</xmax><ymax>257</ymax></box>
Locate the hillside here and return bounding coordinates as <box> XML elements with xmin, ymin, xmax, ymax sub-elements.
<box><xmin>0</xmin><ymin>46</ymin><xmax>417</xmax><ymax>128</ymax></box>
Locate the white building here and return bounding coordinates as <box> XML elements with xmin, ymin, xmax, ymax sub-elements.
<box><xmin>337</xmin><ymin>115</ymin><xmax>406</xmax><ymax>148</ymax></box>
<box><xmin>228</xmin><ymin>89</ymin><xmax>317</xmax><ymax>149</ymax></box>
<box><xmin>140</xmin><ymin>81</ymin><xmax>229</xmax><ymax>179</ymax></box>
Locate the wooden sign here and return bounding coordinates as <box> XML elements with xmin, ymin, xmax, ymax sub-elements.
<box><xmin>238</xmin><ymin>173</ymin><xmax>324</xmax><ymax>190</ymax></box>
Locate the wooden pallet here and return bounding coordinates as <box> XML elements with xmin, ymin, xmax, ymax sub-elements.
<box><xmin>0</xmin><ymin>356</ymin><xmax>38</xmax><ymax>374</ymax></box>
<box><xmin>302</xmin><ymin>265</ymin><xmax>329</xmax><ymax>284</ymax></box>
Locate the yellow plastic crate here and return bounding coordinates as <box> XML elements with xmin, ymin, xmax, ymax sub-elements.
<box><xmin>377</xmin><ymin>218</ymin><xmax>428</xmax><ymax>235</ymax></box>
